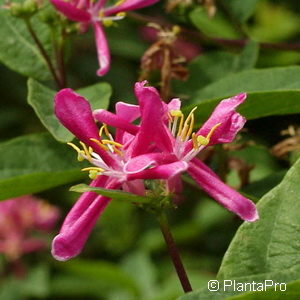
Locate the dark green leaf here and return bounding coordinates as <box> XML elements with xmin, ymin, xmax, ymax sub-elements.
<box><xmin>225</xmin><ymin>0</ymin><xmax>260</xmax><ymax>23</ymax></box>
<box><xmin>0</xmin><ymin>133</ymin><xmax>84</xmax><ymax>200</ymax></box>
<box><xmin>0</xmin><ymin>10</ymin><xmax>52</xmax><ymax>80</ymax></box>
<box><xmin>27</xmin><ymin>79</ymin><xmax>111</xmax><ymax>142</ymax></box>
<box><xmin>70</xmin><ymin>184</ymin><xmax>151</xmax><ymax>203</ymax></box>
<box><xmin>184</xmin><ymin>67</ymin><xmax>300</xmax><ymax>125</ymax></box>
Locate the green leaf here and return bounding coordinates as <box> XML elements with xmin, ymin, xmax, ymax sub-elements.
<box><xmin>56</xmin><ymin>259</ymin><xmax>139</xmax><ymax>297</ymax></box>
<box><xmin>184</xmin><ymin>66</ymin><xmax>300</xmax><ymax>125</ymax></box>
<box><xmin>27</xmin><ymin>79</ymin><xmax>111</xmax><ymax>142</ymax></box>
<box><xmin>190</xmin><ymin>7</ymin><xmax>239</xmax><ymax>39</ymax></box>
<box><xmin>179</xmin><ymin>158</ymin><xmax>300</xmax><ymax>300</ymax></box>
<box><xmin>70</xmin><ymin>184</ymin><xmax>151</xmax><ymax>203</ymax></box>
<box><xmin>218</xmin><ymin>156</ymin><xmax>300</xmax><ymax>279</ymax></box>
<box><xmin>174</xmin><ymin>42</ymin><xmax>258</xmax><ymax>96</ymax></box>
<box><xmin>0</xmin><ymin>133</ymin><xmax>84</xmax><ymax>200</ymax></box>
<box><xmin>77</xmin><ymin>82</ymin><xmax>111</xmax><ymax>112</ymax></box>
<box><xmin>27</xmin><ymin>78</ymin><xmax>73</xmax><ymax>143</ymax></box>
<box><xmin>0</xmin><ymin>10</ymin><xmax>52</xmax><ymax>80</ymax></box>
<box><xmin>225</xmin><ymin>0</ymin><xmax>259</xmax><ymax>23</ymax></box>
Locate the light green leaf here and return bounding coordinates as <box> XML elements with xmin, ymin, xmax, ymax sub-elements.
<box><xmin>27</xmin><ymin>79</ymin><xmax>111</xmax><ymax>142</ymax></box>
<box><xmin>190</xmin><ymin>7</ymin><xmax>239</xmax><ymax>39</ymax></box>
<box><xmin>184</xmin><ymin>66</ymin><xmax>300</xmax><ymax>125</ymax></box>
<box><xmin>0</xmin><ymin>133</ymin><xmax>84</xmax><ymax>200</ymax></box>
<box><xmin>0</xmin><ymin>10</ymin><xmax>52</xmax><ymax>80</ymax></box>
<box><xmin>70</xmin><ymin>184</ymin><xmax>151</xmax><ymax>203</ymax></box>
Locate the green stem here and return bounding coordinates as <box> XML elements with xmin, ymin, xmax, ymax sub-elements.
<box><xmin>157</xmin><ymin>212</ymin><xmax>193</xmax><ymax>293</ymax></box>
<box><xmin>24</xmin><ymin>18</ymin><xmax>63</xmax><ymax>88</ymax></box>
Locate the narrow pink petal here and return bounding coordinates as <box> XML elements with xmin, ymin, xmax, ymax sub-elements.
<box><xmin>115</xmin><ymin>102</ymin><xmax>141</xmax><ymax>142</ymax></box>
<box><xmin>105</xmin><ymin>0</ymin><xmax>159</xmax><ymax>15</ymax></box>
<box><xmin>54</xmin><ymin>89</ymin><xmax>117</xmax><ymax>167</ymax></box>
<box><xmin>124</xmin><ymin>152</ymin><xmax>177</xmax><ymax>173</ymax></box>
<box><xmin>58</xmin><ymin>176</ymin><xmax>107</xmax><ymax>230</ymax></box>
<box><xmin>51</xmin><ymin>0</ymin><xmax>91</xmax><ymax>22</ymax></box>
<box><xmin>93</xmin><ymin>109</ymin><xmax>139</xmax><ymax>135</ymax></box>
<box><xmin>115</xmin><ymin>102</ymin><xmax>141</xmax><ymax>122</ymax></box>
<box><xmin>197</xmin><ymin>93</ymin><xmax>247</xmax><ymax>145</ymax></box>
<box><xmin>52</xmin><ymin>178</ymin><xmax>121</xmax><ymax>261</ymax></box>
<box><xmin>167</xmin><ymin>98</ymin><xmax>181</xmax><ymax>111</ymax></box>
<box><xmin>129</xmin><ymin>81</ymin><xmax>173</xmax><ymax>156</ymax></box>
<box><xmin>94</xmin><ymin>22</ymin><xmax>111</xmax><ymax>76</ymax></box>
<box><xmin>188</xmin><ymin>161</ymin><xmax>258</xmax><ymax>222</ymax></box>
<box><xmin>128</xmin><ymin>161</ymin><xmax>188</xmax><ymax>180</ymax></box>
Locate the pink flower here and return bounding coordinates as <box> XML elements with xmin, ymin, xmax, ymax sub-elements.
<box><xmin>95</xmin><ymin>81</ymin><xmax>259</xmax><ymax>222</ymax></box>
<box><xmin>52</xmin><ymin>82</ymin><xmax>258</xmax><ymax>261</ymax></box>
<box><xmin>0</xmin><ymin>196</ymin><xmax>60</xmax><ymax>261</ymax></box>
<box><xmin>52</xmin><ymin>87</ymin><xmax>188</xmax><ymax>260</ymax></box>
<box><xmin>51</xmin><ymin>0</ymin><xmax>159</xmax><ymax>76</ymax></box>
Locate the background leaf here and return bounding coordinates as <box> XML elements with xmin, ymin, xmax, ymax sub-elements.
<box><xmin>0</xmin><ymin>133</ymin><xmax>84</xmax><ymax>200</ymax></box>
<box><xmin>27</xmin><ymin>79</ymin><xmax>111</xmax><ymax>142</ymax></box>
<box><xmin>0</xmin><ymin>10</ymin><xmax>52</xmax><ymax>80</ymax></box>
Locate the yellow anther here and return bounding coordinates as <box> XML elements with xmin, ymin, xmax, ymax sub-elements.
<box><xmin>99</xmin><ymin>124</ymin><xmax>110</xmax><ymax>138</ymax></box>
<box><xmin>103</xmin><ymin>19</ymin><xmax>114</xmax><ymax>27</ymax></box>
<box><xmin>197</xmin><ymin>135</ymin><xmax>209</xmax><ymax>146</ymax></box>
<box><xmin>90</xmin><ymin>138</ymin><xmax>109</xmax><ymax>151</ymax></box>
<box><xmin>79</xmin><ymin>142</ymin><xmax>92</xmax><ymax>161</ymax></box>
<box><xmin>170</xmin><ymin>110</ymin><xmax>183</xmax><ymax>117</ymax></box>
<box><xmin>67</xmin><ymin>142</ymin><xmax>85</xmax><ymax>161</ymax></box>
<box><xmin>206</xmin><ymin>123</ymin><xmax>222</xmax><ymax>140</ymax></box>
<box><xmin>186</xmin><ymin>112</ymin><xmax>194</xmax><ymax>139</ymax></box>
<box><xmin>101</xmin><ymin>139</ymin><xmax>123</xmax><ymax>148</ymax></box>
<box><xmin>115</xmin><ymin>0</ymin><xmax>125</xmax><ymax>6</ymax></box>
<box><xmin>98</xmin><ymin>10</ymin><xmax>105</xmax><ymax>18</ymax></box>
<box><xmin>89</xmin><ymin>170</ymin><xmax>98</xmax><ymax>179</ymax></box>
<box><xmin>172</xmin><ymin>25</ymin><xmax>181</xmax><ymax>35</ymax></box>
<box><xmin>116</xmin><ymin>12</ymin><xmax>126</xmax><ymax>17</ymax></box>
<box><xmin>180</xmin><ymin>107</ymin><xmax>197</xmax><ymax>140</ymax></box>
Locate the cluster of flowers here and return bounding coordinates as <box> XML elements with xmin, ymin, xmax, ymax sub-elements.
<box><xmin>0</xmin><ymin>196</ymin><xmax>59</xmax><ymax>261</ymax></box>
<box><xmin>52</xmin><ymin>81</ymin><xmax>258</xmax><ymax>261</ymax></box>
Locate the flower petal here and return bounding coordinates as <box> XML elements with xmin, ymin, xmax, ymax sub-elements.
<box><xmin>105</xmin><ymin>0</ymin><xmax>159</xmax><ymax>15</ymax></box>
<box><xmin>52</xmin><ymin>178</ymin><xmax>121</xmax><ymax>261</ymax></box>
<box><xmin>93</xmin><ymin>109</ymin><xmax>139</xmax><ymax>135</ymax></box>
<box><xmin>129</xmin><ymin>81</ymin><xmax>173</xmax><ymax>156</ymax></box>
<box><xmin>94</xmin><ymin>22</ymin><xmax>111</xmax><ymax>76</ymax></box>
<box><xmin>54</xmin><ymin>88</ymin><xmax>116</xmax><ymax>166</ymax></box>
<box><xmin>196</xmin><ymin>93</ymin><xmax>247</xmax><ymax>145</ymax></box>
<box><xmin>188</xmin><ymin>160</ymin><xmax>258</xmax><ymax>222</ymax></box>
<box><xmin>124</xmin><ymin>152</ymin><xmax>177</xmax><ymax>173</ymax></box>
<box><xmin>128</xmin><ymin>161</ymin><xmax>188</xmax><ymax>180</ymax></box>
<box><xmin>51</xmin><ymin>0</ymin><xmax>91</xmax><ymax>22</ymax></box>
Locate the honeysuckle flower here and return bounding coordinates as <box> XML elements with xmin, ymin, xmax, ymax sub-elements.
<box><xmin>51</xmin><ymin>0</ymin><xmax>159</xmax><ymax>76</ymax></box>
<box><xmin>94</xmin><ymin>81</ymin><xmax>259</xmax><ymax>222</ymax></box>
<box><xmin>0</xmin><ymin>196</ymin><xmax>60</xmax><ymax>261</ymax></box>
<box><xmin>52</xmin><ymin>86</ymin><xmax>188</xmax><ymax>261</ymax></box>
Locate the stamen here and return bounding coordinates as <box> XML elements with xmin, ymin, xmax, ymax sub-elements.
<box><xmin>116</xmin><ymin>12</ymin><xmax>126</xmax><ymax>18</ymax></box>
<box><xmin>99</xmin><ymin>124</ymin><xmax>110</xmax><ymax>138</ymax></box>
<box><xmin>101</xmin><ymin>140</ymin><xmax>123</xmax><ymax>148</ymax></box>
<box><xmin>112</xmin><ymin>146</ymin><xmax>123</xmax><ymax>156</ymax></box>
<box><xmin>192</xmin><ymin>133</ymin><xmax>198</xmax><ymax>149</ymax></box>
<box><xmin>90</xmin><ymin>138</ymin><xmax>109</xmax><ymax>151</ymax></box>
<box><xmin>206</xmin><ymin>123</ymin><xmax>221</xmax><ymax>140</ymax></box>
<box><xmin>67</xmin><ymin>142</ymin><xmax>85</xmax><ymax>161</ymax></box>
<box><xmin>115</xmin><ymin>0</ymin><xmax>125</xmax><ymax>6</ymax></box>
<box><xmin>103</xmin><ymin>19</ymin><xmax>114</xmax><ymax>27</ymax></box>
<box><xmin>180</xmin><ymin>107</ymin><xmax>197</xmax><ymax>140</ymax></box>
<box><xmin>79</xmin><ymin>142</ymin><xmax>92</xmax><ymax>161</ymax></box>
<box><xmin>81</xmin><ymin>167</ymin><xmax>105</xmax><ymax>180</ymax></box>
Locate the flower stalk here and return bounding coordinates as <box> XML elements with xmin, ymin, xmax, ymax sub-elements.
<box><xmin>157</xmin><ymin>212</ymin><xmax>193</xmax><ymax>293</ymax></box>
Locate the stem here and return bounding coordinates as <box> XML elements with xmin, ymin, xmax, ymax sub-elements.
<box><xmin>24</xmin><ymin>18</ymin><xmax>63</xmax><ymax>88</ymax></box>
<box><xmin>157</xmin><ymin>212</ymin><xmax>193</xmax><ymax>293</ymax></box>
